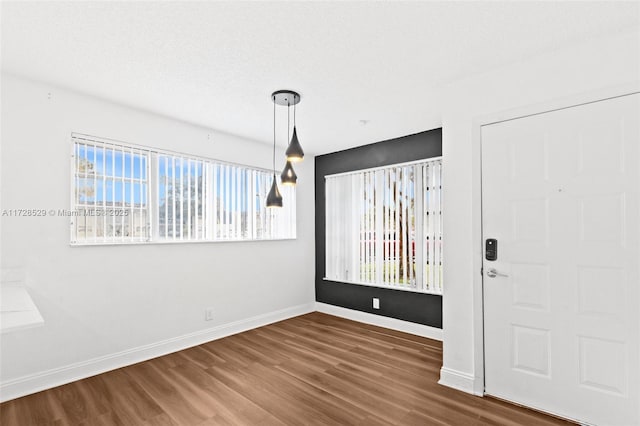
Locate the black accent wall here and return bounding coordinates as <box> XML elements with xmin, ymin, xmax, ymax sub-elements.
<box><xmin>315</xmin><ymin>128</ymin><xmax>443</xmax><ymax>328</ymax></box>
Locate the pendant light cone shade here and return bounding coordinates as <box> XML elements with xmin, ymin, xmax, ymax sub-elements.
<box><xmin>280</xmin><ymin>160</ymin><xmax>297</xmax><ymax>186</ymax></box>
<box><xmin>266</xmin><ymin>175</ymin><xmax>283</xmax><ymax>208</ymax></box>
<box><xmin>285</xmin><ymin>127</ymin><xmax>304</xmax><ymax>162</ymax></box>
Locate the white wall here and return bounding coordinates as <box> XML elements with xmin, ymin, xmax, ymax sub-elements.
<box><xmin>0</xmin><ymin>74</ymin><xmax>316</xmax><ymax>400</ymax></box>
<box><xmin>439</xmin><ymin>28</ymin><xmax>640</xmax><ymax>394</ymax></box>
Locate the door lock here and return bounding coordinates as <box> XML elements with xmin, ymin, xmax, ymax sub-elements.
<box><xmin>485</xmin><ymin>238</ymin><xmax>498</xmax><ymax>261</ymax></box>
<box><xmin>486</xmin><ymin>268</ymin><xmax>509</xmax><ymax>278</ymax></box>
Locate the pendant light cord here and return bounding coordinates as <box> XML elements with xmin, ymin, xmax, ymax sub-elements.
<box><xmin>293</xmin><ymin>97</ymin><xmax>296</xmax><ymax>127</ymax></box>
<box><xmin>273</xmin><ymin>96</ymin><xmax>276</xmax><ymax>175</ymax></box>
<box><xmin>287</xmin><ymin>100</ymin><xmax>291</xmax><ymax>148</ymax></box>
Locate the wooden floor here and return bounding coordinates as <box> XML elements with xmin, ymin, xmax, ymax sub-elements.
<box><xmin>0</xmin><ymin>312</ymin><xmax>575</xmax><ymax>425</ymax></box>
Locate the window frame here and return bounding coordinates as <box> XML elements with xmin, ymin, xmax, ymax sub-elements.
<box><xmin>70</xmin><ymin>136</ymin><xmax>152</xmax><ymax>245</ymax></box>
<box><xmin>324</xmin><ymin>157</ymin><xmax>442</xmax><ymax>295</ymax></box>
<box><xmin>70</xmin><ymin>133</ymin><xmax>296</xmax><ymax>246</ymax></box>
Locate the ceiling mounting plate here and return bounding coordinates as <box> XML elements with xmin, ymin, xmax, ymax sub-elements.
<box><xmin>272</xmin><ymin>90</ymin><xmax>300</xmax><ymax>106</ymax></box>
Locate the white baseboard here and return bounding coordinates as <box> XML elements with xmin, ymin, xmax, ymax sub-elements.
<box><xmin>438</xmin><ymin>366</ymin><xmax>483</xmax><ymax>396</ymax></box>
<box><xmin>0</xmin><ymin>302</ymin><xmax>315</xmax><ymax>403</ymax></box>
<box><xmin>315</xmin><ymin>302</ymin><xmax>443</xmax><ymax>341</ymax></box>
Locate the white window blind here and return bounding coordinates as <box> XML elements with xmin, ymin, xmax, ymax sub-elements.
<box><xmin>158</xmin><ymin>154</ymin><xmax>208</xmax><ymax>241</ymax></box>
<box><xmin>422</xmin><ymin>160</ymin><xmax>443</xmax><ymax>294</ymax></box>
<box><xmin>71</xmin><ymin>134</ymin><xmax>295</xmax><ymax>245</ymax></box>
<box><xmin>210</xmin><ymin>163</ymin><xmax>296</xmax><ymax>241</ymax></box>
<box><xmin>325</xmin><ymin>158</ymin><xmax>442</xmax><ymax>294</ymax></box>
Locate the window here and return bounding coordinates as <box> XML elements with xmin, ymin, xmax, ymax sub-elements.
<box><xmin>157</xmin><ymin>154</ymin><xmax>207</xmax><ymax>240</ymax></box>
<box><xmin>325</xmin><ymin>158</ymin><xmax>442</xmax><ymax>294</ymax></box>
<box><xmin>72</xmin><ymin>139</ymin><xmax>150</xmax><ymax>243</ymax></box>
<box><xmin>71</xmin><ymin>134</ymin><xmax>295</xmax><ymax>245</ymax></box>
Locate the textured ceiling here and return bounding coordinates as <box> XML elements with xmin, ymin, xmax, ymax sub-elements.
<box><xmin>2</xmin><ymin>1</ymin><xmax>638</xmax><ymax>155</ymax></box>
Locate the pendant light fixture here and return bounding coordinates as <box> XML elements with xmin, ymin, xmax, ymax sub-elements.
<box><xmin>266</xmin><ymin>97</ymin><xmax>283</xmax><ymax>208</ymax></box>
<box><xmin>267</xmin><ymin>90</ymin><xmax>303</xmax><ymax>206</ymax></box>
<box><xmin>280</xmin><ymin>160</ymin><xmax>297</xmax><ymax>186</ymax></box>
<box><xmin>285</xmin><ymin>95</ymin><xmax>304</xmax><ymax>162</ymax></box>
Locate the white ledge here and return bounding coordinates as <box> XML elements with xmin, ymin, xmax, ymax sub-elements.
<box><xmin>1</xmin><ymin>285</ymin><xmax>44</xmax><ymax>333</ymax></box>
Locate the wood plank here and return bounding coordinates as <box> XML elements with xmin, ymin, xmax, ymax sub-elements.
<box><xmin>0</xmin><ymin>312</ymin><xmax>576</xmax><ymax>425</ymax></box>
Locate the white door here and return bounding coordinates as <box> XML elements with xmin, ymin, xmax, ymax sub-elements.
<box><xmin>482</xmin><ymin>93</ymin><xmax>640</xmax><ymax>426</ymax></box>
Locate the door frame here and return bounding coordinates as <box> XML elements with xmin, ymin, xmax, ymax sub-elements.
<box><xmin>473</xmin><ymin>82</ymin><xmax>640</xmax><ymax>397</ymax></box>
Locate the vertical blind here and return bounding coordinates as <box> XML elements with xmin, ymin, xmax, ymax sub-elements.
<box><xmin>71</xmin><ymin>134</ymin><xmax>295</xmax><ymax>245</ymax></box>
<box><xmin>325</xmin><ymin>158</ymin><xmax>442</xmax><ymax>294</ymax></box>
<box><xmin>158</xmin><ymin>154</ymin><xmax>208</xmax><ymax>241</ymax></box>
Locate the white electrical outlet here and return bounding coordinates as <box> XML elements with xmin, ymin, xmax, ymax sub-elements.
<box><xmin>205</xmin><ymin>308</ymin><xmax>214</xmax><ymax>321</ymax></box>
<box><xmin>373</xmin><ymin>298</ymin><xmax>380</xmax><ymax>309</ymax></box>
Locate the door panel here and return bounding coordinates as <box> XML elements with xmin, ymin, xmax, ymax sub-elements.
<box><xmin>482</xmin><ymin>94</ymin><xmax>639</xmax><ymax>426</ymax></box>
